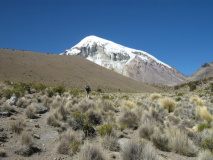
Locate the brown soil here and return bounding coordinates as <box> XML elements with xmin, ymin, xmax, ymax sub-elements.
<box><xmin>0</xmin><ymin>49</ymin><xmax>159</xmax><ymax>93</ymax></box>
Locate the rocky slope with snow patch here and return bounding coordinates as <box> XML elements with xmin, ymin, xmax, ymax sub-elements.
<box><xmin>61</xmin><ymin>36</ymin><xmax>186</xmax><ymax>86</ymax></box>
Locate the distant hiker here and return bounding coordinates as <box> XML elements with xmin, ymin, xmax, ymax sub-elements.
<box><xmin>85</xmin><ymin>85</ymin><xmax>91</xmax><ymax>98</ymax></box>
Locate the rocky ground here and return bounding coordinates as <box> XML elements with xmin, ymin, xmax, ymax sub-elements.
<box><xmin>0</xmin><ymin>79</ymin><xmax>213</xmax><ymax>160</ymax></box>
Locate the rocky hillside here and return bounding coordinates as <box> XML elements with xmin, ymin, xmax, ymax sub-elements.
<box><xmin>61</xmin><ymin>36</ymin><xmax>186</xmax><ymax>86</ymax></box>
<box><xmin>187</xmin><ymin>62</ymin><xmax>213</xmax><ymax>82</ymax></box>
<box><xmin>0</xmin><ymin>48</ymin><xmax>159</xmax><ymax>93</ymax></box>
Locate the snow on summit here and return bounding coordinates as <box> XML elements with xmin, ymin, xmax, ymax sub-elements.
<box><xmin>61</xmin><ymin>35</ymin><xmax>171</xmax><ymax>69</ymax></box>
<box><xmin>61</xmin><ymin>35</ymin><xmax>186</xmax><ymax>85</ymax></box>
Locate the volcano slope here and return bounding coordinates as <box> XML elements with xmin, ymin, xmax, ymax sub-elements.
<box><xmin>0</xmin><ymin>48</ymin><xmax>159</xmax><ymax>93</ymax></box>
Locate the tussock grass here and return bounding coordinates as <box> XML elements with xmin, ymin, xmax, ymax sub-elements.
<box><xmin>200</xmin><ymin>107</ymin><xmax>213</xmax><ymax>123</ymax></box>
<box><xmin>98</xmin><ymin>99</ymin><xmax>114</xmax><ymax>112</ymax></box>
<box><xmin>21</xmin><ymin>131</ymin><xmax>34</xmax><ymax>147</ymax></box>
<box><xmin>151</xmin><ymin>133</ymin><xmax>170</xmax><ymax>151</ymax></box>
<box><xmin>77</xmin><ymin>98</ymin><xmax>96</xmax><ymax>112</ymax></box>
<box><xmin>167</xmin><ymin>128</ymin><xmax>197</xmax><ymax>157</ymax></box>
<box><xmin>121</xmin><ymin>141</ymin><xmax>158</xmax><ymax>160</ymax></box>
<box><xmin>75</xmin><ymin>144</ymin><xmax>107</xmax><ymax>160</ymax></box>
<box><xmin>57</xmin><ymin>129</ymin><xmax>82</xmax><ymax>156</ymax></box>
<box><xmin>149</xmin><ymin>93</ymin><xmax>162</xmax><ymax>101</ymax></box>
<box><xmin>190</xmin><ymin>95</ymin><xmax>205</xmax><ymax>106</ymax></box>
<box><xmin>2</xmin><ymin>102</ymin><xmax>16</xmax><ymax>113</ymax></box>
<box><xmin>10</xmin><ymin>118</ymin><xmax>25</xmax><ymax>134</ymax></box>
<box><xmin>101</xmin><ymin>135</ymin><xmax>120</xmax><ymax>151</ymax></box>
<box><xmin>118</xmin><ymin>110</ymin><xmax>139</xmax><ymax>128</ymax></box>
<box><xmin>122</xmin><ymin>100</ymin><xmax>136</xmax><ymax>109</ymax></box>
<box><xmin>26</xmin><ymin>105</ymin><xmax>37</xmax><ymax>119</ymax></box>
<box><xmin>158</xmin><ymin>97</ymin><xmax>177</xmax><ymax>112</ymax></box>
<box><xmin>139</xmin><ymin>121</ymin><xmax>155</xmax><ymax>140</ymax></box>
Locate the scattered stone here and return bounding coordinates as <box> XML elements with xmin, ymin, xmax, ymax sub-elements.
<box><xmin>9</xmin><ymin>96</ymin><xmax>17</xmax><ymax>105</ymax></box>
<box><xmin>0</xmin><ymin>112</ymin><xmax>11</xmax><ymax>117</ymax></box>
<box><xmin>0</xmin><ymin>133</ymin><xmax>7</xmax><ymax>142</ymax></box>
<box><xmin>29</xmin><ymin>119</ymin><xmax>38</xmax><ymax>123</ymax></box>
<box><xmin>35</xmin><ymin>124</ymin><xmax>40</xmax><ymax>128</ymax></box>
<box><xmin>33</xmin><ymin>134</ymin><xmax>40</xmax><ymax>139</ymax></box>
<box><xmin>33</xmin><ymin>103</ymin><xmax>48</xmax><ymax>114</ymax></box>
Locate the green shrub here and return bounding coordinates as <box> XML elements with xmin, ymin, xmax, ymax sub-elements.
<box><xmin>52</xmin><ymin>86</ymin><xmax>66</xmax><ymax>95</ymax></box>
<box><xmin>47</xmin><ymin>115</ymin><xmax>60</xmax><ymax>127</ymax></box>
<box><xmin>198</xmin><ymin>124</ymin><xmax>211</xmax><ymax>132</ymax></box>
<box><xmin>98</xmin><ymin>123</ymin><xmax>113</xmax><ymax>136</ymax></box>
<box><xmin>70</xmin><ymin>89</ymin><xmax>80</xmax><ymax>97</ymax></box>
<box><xmin>34</xmin><ymin>84</ymin><xmax>46</xmax><ymax>92</ymax></box>
<box><xmin>202</xmin><ymin>138</ymin><xmax>213</xmax><ymax>152</ymax></box>
<box><xmin>4</xmin><ymin>80</ymin><xmax>12</xmax><ymax>85</ymax></box>
<box><xmin>3</xmin><ymin>89</ymin><xmax>13</xmax><ymax>99</ymax></box>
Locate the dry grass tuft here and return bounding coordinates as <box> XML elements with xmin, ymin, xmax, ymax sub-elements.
<box><xmin>167</xmin><ymin>128</ymin><xmax>197</xmax><ymax>157</ymax></box>
<box><xmin>122</xmin><ymin>100</ymin><xmax>136</xmax><ymax>109</ymax></box>
<box><xmin>10</xmin><ymin>118</ymin><xmax>25</xmax><ymax>134</ymax></box>
<box><xmin>26</xmin><ymin>105</ymin><xmax>37</xmax><ymax>119</ymax></box>
<box><xmin>200</xmin><ymin>106</ymin><xmax>213</xmax><ymax>123</ymax></box>
<box><xmin>139</xmin><ymin>121</ymin><xmax>155</xmax><ymax>140</ymax></box>
<box><xmin>98</xmin><ymin>99</ymin><xmax>114</xmax><ymax>112</ymax></box>
<box><xmin>149</xmin><ymin>93</ymin><xmax>162</xmax><ymax>101</ymax></box>
<box><xmin>158</xmin><ymin>97</ymin><xmax>177</xmax><ymax>112</ymax></box>
<box><xmin>75</xmin><ymin>143</ymin><xmax>107</xmax><ymax>160</ymax></box>
<box><xmin>77</xmin><ymin>98</ymin><xmax>97</xmax><ymax>112</ymax></box>
<box><xmin>57</xmin><ymin>129</ymin><xmax>83</xmax><ymax>156</ymax></box>
<box><xmin>121</xmin><ymin>141</ymin><xmax>158</xmax><ymax>160</ymax></box>
<box><xmin>2</xmin><ymin>102</ymin><xmax>16</xmax><ymax>113</ymax></box>
<box><xmin>118</xmin><ymin>110</ymin><xmax>139</xmax><ymax>128</ymax></box>
<box><xmin>21</xmin><ymin>131</ymin><xmax>34</xmax><ymax>147</ymax></box>
<box><xmin>101</xmin><ymin>135</ymin><xmax>120</xmax><ymax>151</ymax></box>
<box><xmin>151</xmin><ymin>133</ymin><xmax>170</xmax><ymax>151</ymax></box>
<box><xmin>190</xmin><ymin>95</ymin><xmax>205</xmax><ymax>106</ymax></box>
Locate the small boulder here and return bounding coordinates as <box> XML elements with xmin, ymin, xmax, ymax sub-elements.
<box><xmin>9</xmin><ymin>96</ymin><xmax>17</xmax><ymax>105</ymax></box>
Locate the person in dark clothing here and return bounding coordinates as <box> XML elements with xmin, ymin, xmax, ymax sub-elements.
<box><xmin>85</xmin><ymin>85</ymin><xmax>91</xmax><ymax>98</ymax></box>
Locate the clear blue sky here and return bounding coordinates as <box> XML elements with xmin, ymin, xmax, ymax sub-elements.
<box><xmin>0</xmin><ymin>0</ymin><xmax>212</xmax><ymax>75</ymax></box>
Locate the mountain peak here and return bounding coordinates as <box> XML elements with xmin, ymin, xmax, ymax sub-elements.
<box><xmin>61</xmin><ymin>36</ymin><xmax>186</xmax><ymax>85</ymax></box>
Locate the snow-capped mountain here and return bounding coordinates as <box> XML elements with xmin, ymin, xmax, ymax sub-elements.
<box><xmin>61</xmin><ymin>36</ymin><xmax>186</xmax><ymax>86</ymax></box>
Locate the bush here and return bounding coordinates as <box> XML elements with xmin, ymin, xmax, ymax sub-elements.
<box><xmin>87</xmin><ymin>110</ymin><xmax>102</xmax><ymax>125</ymax></box>
<box><xmin>57</xmin><ymin>129</ymin><xmax>82</xmax><ymax>156</ymax></box>
<box><xmin>98</xmin><ymin>123</ymin><xmax>113</xmax><ymax>137</ymax></box>
<box><xmin>149</xmin><ymin>93</ymin><xmax>162</xmax><ymax>101</ymax></box>
<box><xmin>202</xmin><ymin>138</ymin><xmax>213</xmax><ymax>152</ymax></box>
<box><xmin>10</xmin><ymin>119</ymin><xmax>25</xmax><ymax>134</ymax></box>
<box><xmin>2</xmin><ymin>103</ymin><xmax>16</xmax><ymax>113</ymax></box>
<box><xmin>151</xmin><ymin>133</ymin><xmax>170</xmax><ymax>151</ymax></box>
<box><xmin>34</xmin><ymin>84</ymin><xmax>46</xmax><ymax>92</ymax></box>
<box><xmin>121</xmin><ymin>141</ymin><xmax>158</xmax><ymax>160</ymax></box>
<box><xmin>52</xmin><ymin>86</ymin><xmax>66</xmax><ymax>95</ymax></box>
<box><xmin>75</xmin><ymin>144</ymin><xmax>107</xmax><ymax>160</ymax></box>
<box><xmin>158</xmin><ymin>97</ymin><xmax>177</xmax><ymax>112</ymax></box>
<box><xmin>118</xmin><ymin>110</ymin><xmax>139</xmax><ymax>128</ymax></box>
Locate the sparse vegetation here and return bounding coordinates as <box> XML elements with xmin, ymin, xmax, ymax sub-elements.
<box><xmin>10</xmin><ymin>119</ymin><xmax>25</xmax><ymax>134</ymax></box>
